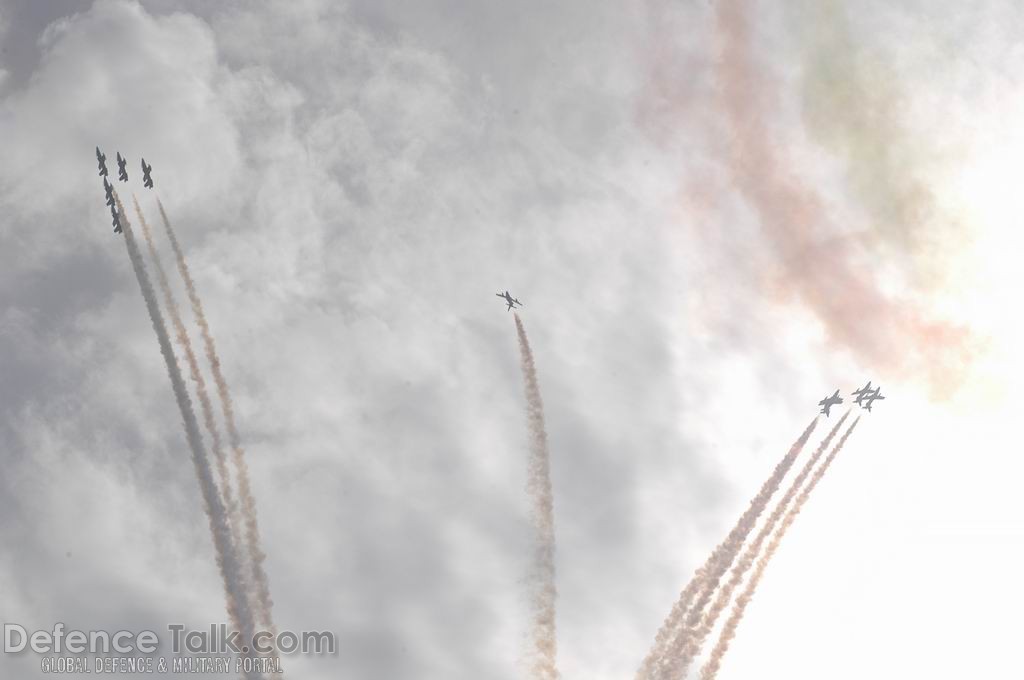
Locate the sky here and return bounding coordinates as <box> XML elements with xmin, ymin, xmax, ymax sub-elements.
<box><xmin>1</xmin><ymin>1</ymin><xmax>1023</xmax><ymax>678</ymax></box>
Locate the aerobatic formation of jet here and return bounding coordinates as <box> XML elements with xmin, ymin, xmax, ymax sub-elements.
<box><xmin>851</xmin><ymin>381</ymin><xmax>885</xmax><ymax>411</ymax></box>
<box><xmin>110</xmin><ymin>204</ymin><xmax>122</xmax><ymax>234</ymax></box>
<box><xmin>116</xmin><ymin>152</ymin><xmax>128</xmax><ymax>182</ymax></box>
<box><xmin>103</xmin><ymin>178</ymin><xmax>115</xmax><ymax>208</ymax></box>
<box><xmin>496</xmin><ymin>290</ymin><xmax>523</xmax><ymax>311</ymax></box>
<box><xmin>818</xmin><ymin>389</ymin><xmax>843</xmax><ymax>417</ymax></box>
<box><xmin>851</xmin><ymin>381</ymin><xmax>873</xmax><ymax>405</ymax></box>
<box><xmin>97</xmin><ymin>149</ymin><xmax>154</xmax><ymax>233</ymax></box>
<box><xmin>860</xmin><ymin>387</ymin><xmax>885</xmax><ymax>412</ymax></box>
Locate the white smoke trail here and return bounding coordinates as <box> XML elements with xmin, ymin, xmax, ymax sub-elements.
<box><xmin>637</xmin><ymin>418</ymin><xmax>818</xmax><ymax>680</ymax></box>
<box><xmin>114</xmin><ymin>193</ymin><xmax>262</xmax><ymax>680</ymax></box>
<box><xmin>155</xmin><ymin>198</ymin><xmax>277</xmax><ymax>637</ymax></box>
<box><xmin>700</xmin><ymin>417</ymin><xmax>861</xmax><ymax>680</ymax></box>
<box><xmin>514</xmin><ymin>313</ymin><xmax>559</xmax><ymax>680</ymax></box>
<box><xmin>664</xmin><ymin>412</ymin><xmax>849</xmax><ymax>678</ymax></box>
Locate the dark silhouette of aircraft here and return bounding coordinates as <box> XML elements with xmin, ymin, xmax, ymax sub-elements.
<box><xmin>496</xmin><ymin>290</ymin><xmax>522</xmax><ymax>311</ymax></box>
<box><xmin>860</xmin><ymin>387</ymin><xmax>885</xmax><ymax>412</ymax></box>
<box><xmin>116</xmin><ymin>152</ymin><xmax>128</xmax><ymax>182</ymax></box>
<box><xmin>110</xmin><ymin>205</ymin><xmax>122</xmax><ymax>234</ymax></box>
<box><xmin>141</xmin><ymin>158</ymin><xmax>153</xmax><ymax>188</ymax></box>
<box><xmin>851</xmin><ymin>381</ymin><xmax>874</xmax><ymax>405</ymax></box>
<box><xmin>103</xmin><ymin>178</ymin><xmax>115</xmax><ymax>208</ymax></box>
<box><xmin>96</xmin><ymin>147</ymin><xmax>108</xmax><ymax>177</ymax></box>
<box><xmin>818</xmin><ymin>389</ymin><xmax>843</xmax><ymax>417</ymax></box>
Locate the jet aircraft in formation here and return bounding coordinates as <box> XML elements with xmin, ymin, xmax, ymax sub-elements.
<box><xmin>819</xmin><ymin>382</ymin><xmax>886</xmax><ymax>416</ymax></box>
<box><xmin>818</xmin><ymin>389</ymin><xmax>843</xmax><ymax>416</ymax></box>
<box><xmin>851</xmin><ymin>381</ymin><xmax>885</xmax><ymax>412</ymax></box>
<box><xmin>96</xmin><ymin>147</ymin><xmax>108</xmax><ymax>177</ymax></box>
<box><xmin>851</xmin><ymin>381</ymin><xmax>874</xmax><ymax>403</ymax></box>
<box><xmin>116</xmin><ymin>152</ymin><xmax>128</xmax><ymax>182</ymax></box>
<box><xmin>496</xmin><ymin>290</ymin><xmax>522</xmax><ymax>311</ymax></box>
<box><xmin>95</xmin><ymin>147</ymin><xmax>155</xmax><ymax>234</ymax></box>
<box><xmin>103</xmin><ymin>178</ymin><xmax>115</xmax><ymax>208</ymax></box>
<box><xmin>110</xmin><ymin>205</ymin><xmax>122</xmax><ymax>234</ymax></box>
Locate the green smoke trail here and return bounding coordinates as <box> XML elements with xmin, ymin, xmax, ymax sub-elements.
<box><xmin>794</xmin><ymin>0</ymin><xmax>963</xmax><ymax>287</ymax></box>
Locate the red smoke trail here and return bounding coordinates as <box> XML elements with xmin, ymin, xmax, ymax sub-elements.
<box><xmin>712</xmin><ymin>0</ymin><xmax>973</xmax><ymax>398</ymax></box>
<box><xmin>114</xmin><ymin>193</ymin><xmax>262</xmax><ymax>680</ymax></box>
<box><xmin>513</xmin><ymin>313</ymin><xmax>559</xmax><ymax>680</ymax></box>
<box><xmin>700</xmin><ymin>416</ymin><xmax>861</xmax><ymax>680</ymax></box>
<box><xmin>155</xmin><ymin>199</ymin><xmax>277</xmax><ymax>637</ymax></box>
<box><xmin>637</xmin><ymin>417</ymin><xmax>818</xmax><ymax>680</ymax></box>
<box><xmin>664</xmin><ymin>412</ymin><xmax>849</xmax><ymax>678</ymax></box>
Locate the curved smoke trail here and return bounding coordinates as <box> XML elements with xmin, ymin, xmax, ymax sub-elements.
<box><xmin>114</xmin><ymin>193</ymin><xmax>262</xmax><ymax>680</ymax></box>
<box><xmin>513</xmin><ymin>313</ymin><xmax>559</xmax><ymax>680</ymax></box>
<box><xmin>795</xmin><ymin>0</ymin><xmax>960</xmax><ymax>287</ymax></box>
<box><xmin>155</xmin><ymin>198</ymin><xmax>277</xmax><ymax>637</ymax></box>
<box><xmin>700</xmin><ymin>417</ymin><xmax>861</xmax><ymax>680</ymax></box>
<box><xmin>712</xmin><ymin>0</ymin><xmax>974</xmax><ymax>398</ymax></box>
<box><xmin>637</xmin><ymin>417</ymin><xmax>817</xmax><ymax>680</ymax></box>
<box><xmin>663</xmin><ymin>412</ymin><xmax>849</xmax><ymax>678</ymax></box>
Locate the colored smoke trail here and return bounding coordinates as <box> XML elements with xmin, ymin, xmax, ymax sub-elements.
<box><xmin>514</xmin><ymin>313</ymin><xmax>559</xmax><ymax>680</ymax></box>
<box><xmin>156</xmin><ymin>198</ymin><xmax>277</xmax><ymax>636</ymax></box>
<box><xmin>132</xmin><ymin>195</ymin><xmax>237</xmax><ymax>524</ymax></box>
<box><xmin>635</xmin><ymin>578</ymin><xmax>703</xmax><ymax>680</ymax></box>
<box><xmin>712</xmin><ymin>0</ymin><xmax>974</xmax><ymax>398</ymax></box>
<box><xmin>700</xmin><ymin>417</ymin><xmax>861</xmax><ymax>680</ymax></box>
<box><xmin>114</xmin><ymin>193</ymin><xmax>261</xmax><ymax>680</ymax></box>
<box><xmin>664</xmin><ymin>412</ymin><xmax>849</xmax><ymax>678</ymax></box>
<box><xmin>795</xmin><ymin>0</ymin><xmax>960</xmax><ymax>287</ymax></box>
<box><xmin>637</xmin><ymin>417</ymin><xmax>818</xmax><ymax>680</ymax></box>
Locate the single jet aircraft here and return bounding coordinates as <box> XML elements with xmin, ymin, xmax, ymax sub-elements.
<box><xmin>818</xmin><ymin>389</ymin><xmax>843</xmax><ymax>417</ymax></box>
<box><xmin>116</xmin><ymin>152</ymin><xmax>128</xmax><ymax>182</ymax></box>
<box><xmin>851</xmin><ymin>381</ymin><xmax>874</xmax><ymax>405</ymax></box>
<box><xmin>860</xmin><ymin>387</ymin><xmax>885</xmax><ymax>412</ymax></box>
<box><xmin>110</xmin><ymin>205</ymin><xmax>122</xmax><ymax>234</ymax></box>
<box><xmin>103</xmin><ymin>178</ymin><xmax>115</xmax><ymax>208</ymax></box>
<box><xmin>496</xmin><ymin>290</ymin><xmax>522</xmax><ymax>311</ymax></box>
<box><xmin>141</xmin><ymin>158</ymin><xmax>154</xmax><ymax>188</ymax></box>
<box><xmin>96</xmin><ymin>147</ymin><xmax>108</xmax><ymax>177</ymax></box>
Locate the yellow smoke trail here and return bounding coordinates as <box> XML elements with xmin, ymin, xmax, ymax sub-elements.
<box><xmin>131</xmin><ymin>195</ymin><xmax>237</xmax><ymax>527</ymax></box>
<box><xmin>113</xmin><ymin>193</ymin><xmax>262</xmax><ymax>680</ymax></box>
<box><xmin>513</xmin><ymin>313</ymin><xmax>559</xmax><ymax>680</ymax></box>
<box><xmin>154</xmin><ymin>198</ymin><xmax>277</xmax><ymax>638</ymax></box>
<box><xmin>637</xmin><ymin>417</ymin><xmax>818</xmax><ymax>680</ymax></box>
<box><xmin>699</xmin><ymin>416</ymin><xmax>861</xmax><ymax>680</ymax></box>
<box><xmin>663</xmin><ymin>412</ymin><xmax>849</xmax><ymax>678</ymax></box>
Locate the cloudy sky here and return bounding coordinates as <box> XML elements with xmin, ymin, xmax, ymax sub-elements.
<box><xmin>2</xmin><ymin>1</ymin><xmax>1023</xmax><ymax>678</ymax></box>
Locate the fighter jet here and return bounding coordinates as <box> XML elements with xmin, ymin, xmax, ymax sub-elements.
<box><xmin>116</xmin><ymin>152</ymin><xmax>128</xmax><ymax>182</ymax></box>
<box><xmin>851</xmin><ymin>381</ymin><xmax>874</xmax><ymax>405</ymax></box>
<box><xmin>96</xmin><ymin>147</ymin><xmax>108</xmax><ymax>177</ymax></box>
<box><xmin>110</xmin><ymin>204</ymin><xmax>122</xmax><ymax>234</ymax></box>
<box><xmin>860</xmin><ymin>387</ymin><xmax>885</xmax><ymax>412</ymax></box>
<box><xmin>141</xmin><ymin>158</ymin><xmax>154</xmax><ymax>188</ymax></box>
<box><xmin>496</xmin><ymin>290</ymin><xmax>522</xmax><ymax>311</ymax></box>
<box><xmin>818</xmin><ymin>389</ymin><xmax>843</xmax><ymax>417</ymax></box>
<box><xmin>103</xmin><ymin>177</ymin><xmax>115</xmax><ymax>208</ymax></box>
